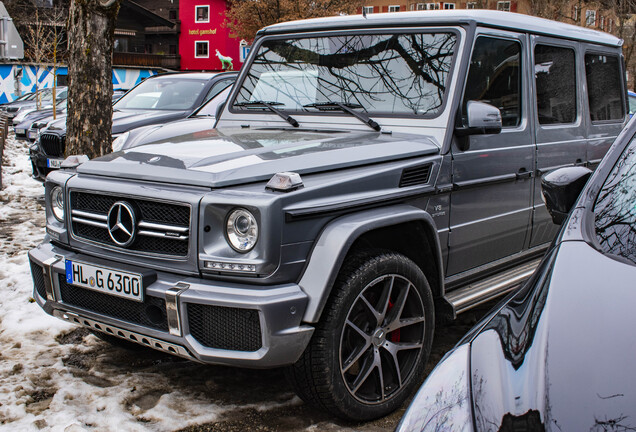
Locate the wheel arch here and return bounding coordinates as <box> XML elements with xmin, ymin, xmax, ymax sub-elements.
<box><xmin>298</xmin><ymin>204</ymin><xmax>444</xmax><ymax>323</ymax></box>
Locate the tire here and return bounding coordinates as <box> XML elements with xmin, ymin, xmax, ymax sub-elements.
<box><xmin>90</xmin><ymin>330</ymin><xmax>150</xmax><ymax>352</ymax></box>
<box><xmin>286</xmin><ymin>250</ymin><xmax>435</xmax><ymax>421</ymax></box>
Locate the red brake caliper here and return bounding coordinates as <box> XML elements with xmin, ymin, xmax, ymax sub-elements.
<box><xmin>387</xmin><ymin>299</ymin><xmax>401</xmax><ymax>342</ymax></box>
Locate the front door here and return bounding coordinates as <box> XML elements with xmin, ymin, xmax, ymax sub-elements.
<box><xmin>447</xmin><ymin>30</ymin><xmax>534</xmax><ymax>276</ymax></box>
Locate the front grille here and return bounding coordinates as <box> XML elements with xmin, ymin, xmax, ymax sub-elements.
<box><xmin>187</xmin><ymin>303</ymin><xmax>262</xmax><ymax>351</ymax></box>
<box><xmin>30</xmin><ymin>260</ymin><xmax>47</xmax><ymax>299</ymax></box>
<box><xmin>70</xmin><ymin>191</ymin><xmax>190</xmax><ymax>257</ymax></box>
<box><xmin>59</xmin><ymin>276</ymin><xmax>168</xmax><ymax>331</ymax></box>
<box><xmin>40</xmin><ymin>134</ymin><xmax>66</xmax><ymax>157</ymax></box>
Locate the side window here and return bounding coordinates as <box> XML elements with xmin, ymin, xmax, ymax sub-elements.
<box><xmin>463</xmin><ymin>36</ymin><xmax>521</xmax><ymax>128</ymax></box>
<box><xmin>204</xmin><ymin>79</ymin><xmax>233</xmax><ymax>103</ymax></box>
<box><xmin>586</xmin><ymin>53</ymin><xmax>624</xmax><ymax>121</ymax></box>
<box><xmin>535</xmin><ymin>44</ymin><xmax>577</xmax><ymax>125</ymax></box>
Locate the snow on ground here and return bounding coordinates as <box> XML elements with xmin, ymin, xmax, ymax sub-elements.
<box><xmin>0</xmin><ymin>133</ymin><xmax>482</xmax><ymax>432</ymax></box>
<box><xmin>0</xmin><ymin>135</ymin><xmax>301</xmax><ymax>432</ymax></box>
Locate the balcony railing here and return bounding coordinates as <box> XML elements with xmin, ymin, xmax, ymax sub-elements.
<box><xmin>113</xmin><ymin>53</ymin><xmax>180</xmax><ymax>70</ymax></box>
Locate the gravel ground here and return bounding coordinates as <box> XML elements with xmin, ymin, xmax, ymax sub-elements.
<box><xmin>0</xmin><ymin>133</ymin><xmax>496</xmax><ymax>431</ymax></box>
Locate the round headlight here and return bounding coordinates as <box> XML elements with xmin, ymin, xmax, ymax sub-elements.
<box><xmin>226</xmin><ymin>209</ymin><xmax>258</xmax><ymax>252</ymax></box>
<box><xmin>50</xmin><ymin>186</ymin><xmax>65</xmax><ymax>222</ymax></box>
<box><xmin>112</xmin><ymin>131</ymin><xmax>130</xmax><ymax>152</ymax></box>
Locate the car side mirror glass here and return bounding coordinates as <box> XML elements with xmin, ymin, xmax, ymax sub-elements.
<box><xmin>466</xmin><ymin>101</ymin><xmax>503</xmax><ymax>131</ymax></box>
<box><xmin>541</xmin><ymin>166</ymin><xmax>592</xmax><ymax>225</ymax></box>
<box><xmin>454</xmin><ymin>101</ymin><xmax>502</xmax><ymax>150</ymax></box>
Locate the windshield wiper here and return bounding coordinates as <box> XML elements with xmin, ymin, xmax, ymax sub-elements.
<box><xmin>234</xmin><ymin>100</ymin><xmax>299</xmax><ymax>127</ymax></box>
<box><xmin>303</xmin><ymin>102</ymin><xmax>381</xmax><ymax>132</ymax></box>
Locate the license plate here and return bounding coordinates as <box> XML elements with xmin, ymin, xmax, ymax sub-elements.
<box><xmin>27</xmin><ymin>130</ymin><xmax>37</xmax><ymax>139</ymax></box>
<box><xmin>47</xmin><ymin>158</ymin><xmax>63</xmax><ymax>168</ymax></box>
<box><xmin>65</xmin><ymin>260</ymin><xmax>143</xmax><ymax>302</ymax></box>
<box><xmin>15</xmin><ymin>128</ymin><xmax>25</xmax><ymax>134</ymax></box>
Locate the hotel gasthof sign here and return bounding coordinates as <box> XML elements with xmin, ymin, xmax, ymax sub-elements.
<box><xmin>179</xmin><ymin>0</ymin><xmax>244</xmax><ymax>71</ymax></box>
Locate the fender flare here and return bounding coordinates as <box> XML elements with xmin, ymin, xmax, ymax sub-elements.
<box><xmin>298</xmin><ymin>204</ymin><xmax>444</xmax><ymax>323</ymax></box>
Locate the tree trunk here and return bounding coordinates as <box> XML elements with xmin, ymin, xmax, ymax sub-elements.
<box><xmin>65</xmin><ymin>0</ymin><xmax>121</xmax><ymax>158</ymax></box>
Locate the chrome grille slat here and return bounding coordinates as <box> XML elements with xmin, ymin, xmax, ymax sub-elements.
<box><xmin>137</xmin><ymin>230</ymin><xmax>189</xmax><ymax>241</ymax></box>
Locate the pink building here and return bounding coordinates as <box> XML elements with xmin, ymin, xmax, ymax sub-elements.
<box><xmin>179</xmin><ymin>0</ymin><xmax>244</xmax><ymax>71</ymax></box>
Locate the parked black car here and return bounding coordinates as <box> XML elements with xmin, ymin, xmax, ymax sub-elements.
<box><xmin>12</xmin><ymin>87</ymin><xmax>68</xmax><ymax>126</ymax></box>
<box><xmin>396</xmin><ymin>116</ymin><xmax>636</xmax><ymax>431</ymax></box>
<box><xmin>111</xmin><ymin>84</ymin><xmax>233</xmax><ymax>151</ymax></box>
<box><xmin>29</xmin><ymin>71</ymin><xmax>237</xmax><ymax>181</ymax></box>
<box><xmin>0</xmin><ymin>89</ymin><xmax>48</xmax><ymax>118</ymax></box>
<box><xmin>14</xmin><ymin>100</ymin><xmax>67</xmax><ymax>140</ymax></box>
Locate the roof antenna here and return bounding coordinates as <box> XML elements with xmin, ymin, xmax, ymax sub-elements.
<box><xmin>363</xmin><ymin>7</ymin><xmax>367</xmax><ymax>18</ymax></box>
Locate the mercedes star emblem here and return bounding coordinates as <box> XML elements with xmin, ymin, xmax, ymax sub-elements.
<box><xmin>107</xmin><ymin>201</ymin><xmax>137</xmax><ymax>247</ymax></box>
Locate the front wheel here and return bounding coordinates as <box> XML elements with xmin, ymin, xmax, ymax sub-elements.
<box><xmin>287</xmin><ymin>251</ymin><xmax>435</xmax><ymax>421</ymax></box>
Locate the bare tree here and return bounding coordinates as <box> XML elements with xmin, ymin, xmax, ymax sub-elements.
<box><xmin>6</xmin><ymin>0</ymin><xmax>67</xmax><ymax>107</ymax></box>
<box><xmin>226</xmin><ymin>0</ymin><xmax>360</xmax><ymax>42</ymax></box>
<box><xmin>602</xmin><ymin>0</ymin><xmax>636</xmax><ymax>90</ymax></box>
<box><xmin>65</xmin><ymin>0</ymin><xmax>120</xmax><ymax>158</ymax></box>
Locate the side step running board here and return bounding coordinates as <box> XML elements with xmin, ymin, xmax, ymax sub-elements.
<box><xmin>445</xmin><ymin>258</ymin><xmax>541</xmax><ymax>315</ymax></box>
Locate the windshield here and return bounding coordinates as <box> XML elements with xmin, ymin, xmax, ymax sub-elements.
<box><xmin>234</xmin><ymin>32</ymin><xmax>457</xmax><ymax>116</ymax></box>
<box><xmin>115</xmin><ymin>78</ymin><xmax>207</xmax><ymax>110</ymax></box>
<box><xmin>594</xmin><ymin>135</ymin><xmax>636</xmax><ymax>264</ymax></box>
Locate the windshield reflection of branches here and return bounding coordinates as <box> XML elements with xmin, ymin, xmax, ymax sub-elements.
<box><xmin>235</xmin><ymin>33</ymin><xmax>456</xmax><ymax>115</ymax></box>
<box><xmin>595</xmin><ymin>144</ymin><xmax>636</xmax><ymax>265</ymax></box>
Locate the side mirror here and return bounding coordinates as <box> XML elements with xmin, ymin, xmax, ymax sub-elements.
<box><xmin>541</xmin><ymin>166</ymin><xmax>592</xmax><ymax>225</ymax></box>
<box><xmin>215</xmin><ymin>101</ymin><xmax>226</xmax><ymax>121</ymax></box>
<box><xmin>455</xmin><ymin>101</ymin><xmax>503</xmax><ymax>138</ymax></box>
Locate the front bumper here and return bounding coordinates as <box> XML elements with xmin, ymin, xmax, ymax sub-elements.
<box><xmin>29</xmin><ymin>242</ymin><xmax>314</xmax><ymax>368</ymax></box>
<box><xmin>28</xmin><ymin>143</ymin><xmax>62</xmax><ymax>183</ymax></box>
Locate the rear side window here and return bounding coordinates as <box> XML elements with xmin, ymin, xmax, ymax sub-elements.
<box><xmin>535</xmin><ymin>45</ymin><xmax>576</xmax><ymax>125</ymax></box>
<box><xmin>586</xmin><ymin>54</ymin><xmax>624</xmax><ymax>121</ymax></box>
<box><xmin>463</xmin><ymin>36</ymin><xmax>521</xmax><ymax>127</ymax></box>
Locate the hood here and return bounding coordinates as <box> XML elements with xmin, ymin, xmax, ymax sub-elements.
<box><xmin>111</xmin><ymin>109</ymin><xmax>188</xmax><ymax>134</ymax></box>
<box><xmin>77</xmin><ymin>127</ymin><xmax>441</xmax><ymax>188</ymax></box>
<box><xmin>470</xmin><ymin>240</ymin><xmax>636</xmax><ymax>431</ymax></box>
<box><xmin>38</xmin><ymin>110</ymin><xmax>190</xmax><ymax>136</ymax></box>
<box><xmin>124</xmin><ymin>117</ymin><xmax>212</xmax><ymax>149</ymax></box>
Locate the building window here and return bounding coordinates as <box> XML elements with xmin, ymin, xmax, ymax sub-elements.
<box><xmin>362</xmin><ymin>5</ymin><xmax>374</xmax><ymax>14</ymax></box>
<box><xmin>467</xmin><ymin>2</ymin><xmax>476</xmax><ymax>8</ymax></box>
<box><xmin>195</xmin><ymin>5</ymin><xmax>209</xmax><ymax>23</ymax></box>
<box><xmin>388</xmin><ymin>5</ymin><xmax>400</xmax><ymax>12</ymax></box>
<box><xmin>585</xmin><ymin>9</ymin><xmax>596</xmax><ymax>26</ymax></box>
<box><xmin>168</xmin><ymin>9</ymin><xmax>177</xmax><ymax>20</ymax></box>
<box><xmin>599</xmin><ymin>15</ymin><xmax>605</xmax><ymax>30</ymax></box>
<box><xmin>195</xmin><ymin>41</ymin><xmax>209</xmax><ymax>58</ymax></box>
<box><xmin>608</xmin><ymin>18</ymin><xmax>614</xmax><ymax>33</ymax></box>
<box><xmin>497</xmin><ymin>1</ymin><xmax>510</xmax><ymax>11</ymax></box>
<box><xmin>444</xmin><ymin>3</ymin><xmax>455</xmax><ymax>9</ymax></box>
<box><xmin>572</xmin><ymin>6</ymin><xmax>580</xmax><ymax>23</ymax></box>
<box><xmin>418</xmin><ymin>2</ymin><xmax>439</xmax><ymax>9</ymax></box>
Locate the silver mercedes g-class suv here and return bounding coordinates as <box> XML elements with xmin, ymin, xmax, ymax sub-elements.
<box><xmin>29</xmin><ymin>10</ymin><xmax>627</xmax><ymax>421</ymax></box>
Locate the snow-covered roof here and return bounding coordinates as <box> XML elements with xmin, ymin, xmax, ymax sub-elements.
<box><xmin>258</xmin><ymin>10</ymin><xmax>622</xmax><ymax>47</ymax></box>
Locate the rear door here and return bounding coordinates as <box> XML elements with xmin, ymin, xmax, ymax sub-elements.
<box><xmin>529</xmin><ymin>36</ymin><xmax>586</xmax><ymax>248</ymax></box>
<box><xmin>448</xmin><ymin>29</ymin><xmax>534</xmax><ymax>276</ymax></box>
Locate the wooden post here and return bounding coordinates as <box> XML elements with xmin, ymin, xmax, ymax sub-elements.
<box><xmin>0</xmin><ymin>114</ymin><xmax>5</xmax><ymax>189</ymax></box>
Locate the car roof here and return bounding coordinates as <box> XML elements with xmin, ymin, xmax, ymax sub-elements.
<box><xmin>148</xmin><ymin>72</ymin><xmax>233</xmax><ymax>81</ymax></box>
<box><xmin>258</xmin><ymin>10</ymin><xmax>622</xmax><ymax>47</ymax></box>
